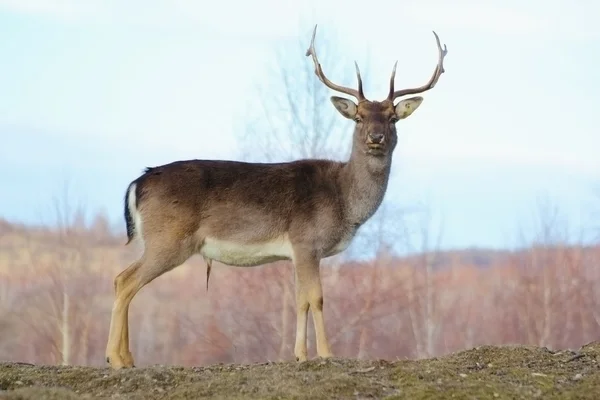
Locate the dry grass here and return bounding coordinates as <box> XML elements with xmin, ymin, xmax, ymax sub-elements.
<box><xmin>1</xmin><ymin>342</ymin><xmax>600</xmax><ymax>399</ymax></box>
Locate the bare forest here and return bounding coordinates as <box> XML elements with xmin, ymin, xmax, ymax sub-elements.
<box><xmin>1</xmin><ymin>207</ymin><xmax>599</xmax><ymax>368</ymax></box>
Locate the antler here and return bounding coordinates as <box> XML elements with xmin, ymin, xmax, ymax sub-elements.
<box><xmin>306</xmin><ymin>25</ymin><xmax>366</xmax><ymax>101</ymax></box>
<box><xmin>388</xmin><ymin>31</ymin><xmax>448</xmax><ymax>101</ymax></box>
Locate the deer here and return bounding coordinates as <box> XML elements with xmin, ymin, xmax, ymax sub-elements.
<box><xmin>105</xmin><ymin>25</ymin><xmax>448</xmax><ymax>369</ymax></box>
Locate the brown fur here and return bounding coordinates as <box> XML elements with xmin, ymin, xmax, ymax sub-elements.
<box><xmin>105</xmin><ymin>26</ymin><xmax>448</xmax><ymax>369</ymax></box>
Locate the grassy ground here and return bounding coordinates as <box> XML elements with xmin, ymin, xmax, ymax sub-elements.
<box><xmin>1</xmin><ymin>342</ymin><xmax>600</xmax><ymax>399</ymax></box>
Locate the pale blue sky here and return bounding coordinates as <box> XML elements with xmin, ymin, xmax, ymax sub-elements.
<box><xmin>1</xmin><ymin>0</ymin><xmax>599</xmax><ymax>251</ymax></box>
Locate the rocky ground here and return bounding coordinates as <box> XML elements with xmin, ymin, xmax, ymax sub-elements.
<box><xmin>1</xmin><ymin>343</ymin><xmax>600</xmax><ymax>399</ymax></box>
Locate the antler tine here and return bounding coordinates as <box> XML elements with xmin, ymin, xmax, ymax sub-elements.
<box><xmin>391</xmin><ymin>30</ymin><xmax>448</xmax><ymax>101</ymax></box>
<box><xmin>305</xmin><ymin>25</ymin><xmax>365</xmax><ymax>101</ymax></box>
<box><xmin>354</xmin><ymin>61</ymin><xmax>365</xmax><ymax>100</ymax></box>
<box><xmin>387</xmin><ymin>60</ymin><xmax>398</xmax><ymax>100</ymax></box>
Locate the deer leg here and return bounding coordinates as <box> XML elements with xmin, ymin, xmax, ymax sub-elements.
<box><xmin>106</xmin><ymin>260</ymin><xmax>141</xmax><ymax>369</ymax></box>
<box><xmin>293</xmin><ymin>251</ymin><xmax>333</xmax><ymax>361</ymax></box>
<box><xmin>106</xmin><ymin>240</ymin><xmax>193</xmax><ymax>369</ymax></box>
<box><xmin>120</xmin><ymin>306</ymin><xmax>134</xmax><ymax>367</ymax></box>
<box><xmin>293</xmin><ymin>268</ymin><xmax>310</xmax><ymax>362</ymax></box>
<box><xmin>309</xmin><ymin>276</ymin><xmax>333</xmax><ymax>359</ymax></box>
<box><xmin>108</xmin><ymin>263</ymin><xmax>139</xmax><ymax>368</ymax></box>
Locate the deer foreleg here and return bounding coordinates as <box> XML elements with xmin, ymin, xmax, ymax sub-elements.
<box><xmin>292</xmin><ymin>250</ymin><xmax>333</xmax><ymax>361</ymax></box>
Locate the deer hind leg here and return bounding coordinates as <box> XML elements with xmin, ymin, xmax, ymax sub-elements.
<box><xmin>293</xmin><ymin>251</ymin><xmax>333</xmax><ymax>361</ymax></box>
<box><xmin>106</xmin><ymin>260</ymin><xmax>141</xmax><ymax>369</ymax></box>
<box><xmin>120</xmin><ymin>305</ymin><xmax>134</xmax><ymax>367</ymax></box>
<box><xmin>110</xmin><ymin>266</ymin><xmax>136</xmax><ymax>367</ymax></box>
<box><xmin>105</xmin><ymin>238</ymin><xmax>194</xmax><ymax>369</ymax></box>
<box><xmin>108</xmin><ymin>263</ymin><xmax>140</xmax><ymax>368</ymax></box>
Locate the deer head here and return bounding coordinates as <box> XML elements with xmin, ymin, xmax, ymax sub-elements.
<box><xmin>306</xmin><ymin>25</ymin><xmax>448</xmax><ymax>157</ymax></box>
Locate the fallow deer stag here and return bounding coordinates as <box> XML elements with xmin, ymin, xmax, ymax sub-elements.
<box><xmin>105</xmin><ymin>25</ymin><xmax>448</xmax><ymax>369</ymax></box>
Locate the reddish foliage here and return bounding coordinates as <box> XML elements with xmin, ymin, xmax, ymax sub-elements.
<box><xmin>0</xmin><ymin>219</ymin><xmax>599</xmax><ymax>367</ymax></box>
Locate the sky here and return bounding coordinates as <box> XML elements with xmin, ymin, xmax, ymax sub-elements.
<box><xmin>1</xmin><ymin>0</ymin><xmax>599</xmax><ymax>252</ymax></box>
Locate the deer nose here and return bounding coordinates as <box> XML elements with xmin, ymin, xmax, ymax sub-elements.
<box><xmin>368</xmin><ymin>133</ymin><xmax>385</xmax><ymax>144</ymax></box>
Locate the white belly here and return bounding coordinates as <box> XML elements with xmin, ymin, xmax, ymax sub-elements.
<box><xmin>200</xmin><ymin>236</ymin><xmax>294</xmax><ymax>267</ymax></box>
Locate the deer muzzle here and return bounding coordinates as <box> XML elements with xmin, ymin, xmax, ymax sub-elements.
<box><xmin>367</xmin><ymin>133</ymin><xmax>385</xmax><ymax>146</ymax></box>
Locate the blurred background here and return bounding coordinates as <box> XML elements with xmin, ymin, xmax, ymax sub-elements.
<box><xmin>1</xmin><ymin>0</ymin><xmax>599</xmax><ymax>366</ymax></box>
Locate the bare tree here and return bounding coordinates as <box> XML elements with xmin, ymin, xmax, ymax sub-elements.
<box><xmin>238</xmin><ymin>24</ymin><xmax>367</xmax><ymax>163</ymax></box>
<box><xmin>399</xmin><ymin>204</ymin><xmax>447</xmax><ymax>358</ymax></box>
<box><xmin>510</xmin><ymin>195</ymin><xmax>583</xmax><ymax>349</ymax></box>
<box><xmin>17</xmin><ymin>180</ymin><xmax>109</xmax><ymax>365</ymax></box>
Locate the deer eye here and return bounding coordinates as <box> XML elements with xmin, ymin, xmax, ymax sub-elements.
<box><xmin>355</xmin><ymin>117</ymin><xmax>363</xmax><ymax>123</ymax></box>
<box><xmin>390</xmin><ymin>117</ymin><xmax>399</xmax><ymax>123</ymax></box>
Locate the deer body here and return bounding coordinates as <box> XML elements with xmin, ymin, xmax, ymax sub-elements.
<box><xmin>105</xmin><ymin>25</ymin><xmax>448</xmax><ymax>369</ymax></box>
<box><xmin>125</xmin><ymin>145</ymin><xmax>391</xmax><ymax>267</ymax></box>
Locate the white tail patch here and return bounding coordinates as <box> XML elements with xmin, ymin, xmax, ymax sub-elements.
<box><xmin>127</xmin><ymin>183</ymin><xmax>144</xmax><ymax>248</ymax></box>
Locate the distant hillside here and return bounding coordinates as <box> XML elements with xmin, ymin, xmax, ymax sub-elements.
<box><xmin>1</xmin><ymin>216</ymin><xmax>599</xmax><ymax>368</ymax></box>
<box><xmin>0</xmin><ymin>216</ymin><xmax>521</xmax><ymax>271</ymax></box>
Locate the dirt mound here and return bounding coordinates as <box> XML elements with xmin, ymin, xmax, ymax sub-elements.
<box><xmin>1</xmin><ymin>343</ymin><xmax>599</xmax><ymax>399</ymax></box>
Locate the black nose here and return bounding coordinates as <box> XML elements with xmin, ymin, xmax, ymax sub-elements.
<box><xmin>369</xmin><ymin>133</ymin><xmax>384</xmax><ymax>144</ymax></box>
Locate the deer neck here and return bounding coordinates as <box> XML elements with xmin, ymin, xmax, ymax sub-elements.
<box><xmin>340</xmin><ymin>142</ymin><xmax>393</xmax><ymax>227</ymax></box>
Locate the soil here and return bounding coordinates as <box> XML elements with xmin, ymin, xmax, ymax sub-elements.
<box><xmin>1</xmin><ymin>343</ymin><xmax>600</xmax><ymax>399</ymax></box>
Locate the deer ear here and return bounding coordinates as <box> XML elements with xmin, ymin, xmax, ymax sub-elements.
<box><xmin>395</xmin><ymin>96</ymin><xmax>424</xmax><ymax>120</ymax></box>
<box><xmin>330</xmin><ymin>96</ymin><xmax>358</xmax><ymax>120</ymax></box>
